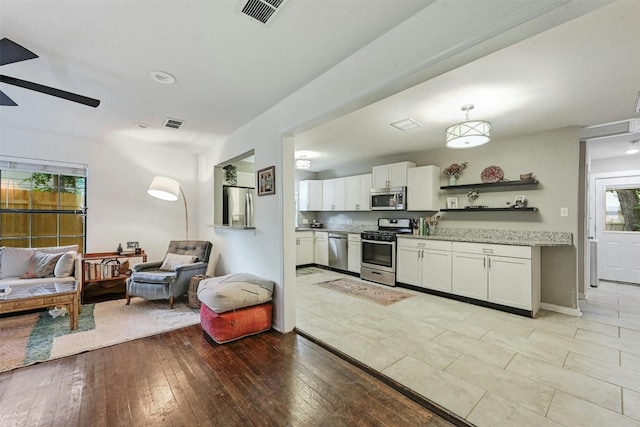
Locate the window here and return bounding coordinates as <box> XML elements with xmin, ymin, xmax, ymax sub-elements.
<box><xmin>604</xmin><ymin>187</ymin><xmax>640</xmax><ymax>232</ymax></box>
<box><xmin>0</xmin><ymin>157</ymin><xmax>87</xmax><ymax>250</ymax></box>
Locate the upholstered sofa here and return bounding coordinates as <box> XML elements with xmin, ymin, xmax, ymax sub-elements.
<box><xmin>0</xmin><ymin>245</ymin><xmax>82</xmax><ymax>290</ymax></box>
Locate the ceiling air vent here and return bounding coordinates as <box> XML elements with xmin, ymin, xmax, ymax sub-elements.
<box><xmin>237</xmin><ymin>0</ymin><xmax>287</xmax><ymax>25</ymax></box>
<box><xmin>164</xmin><ymin>118</ymin><xmax>185</xmax><ymax>130</ymax></box>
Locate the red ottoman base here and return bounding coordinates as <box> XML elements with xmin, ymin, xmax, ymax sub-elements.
<box><xmin>200</xmin><ymin>302</ymin><xmax>273</xmax><ymax>344</ymax></box>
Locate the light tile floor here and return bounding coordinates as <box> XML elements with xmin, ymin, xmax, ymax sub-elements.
<box><xmin>296</xmin><ymin>269</ymin><xmax>640</xmax><ymax>427</ymax></box>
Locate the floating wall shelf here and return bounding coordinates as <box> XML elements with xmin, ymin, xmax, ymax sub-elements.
<box><xmin>440</xmin><ymin>179</ymin><xmax>539</xmax><ymax>191</ymax></box>
<box><xmin>441</xmin><ymin>207</ymin><xmax>538</xmax><ymax>212</ymax></box>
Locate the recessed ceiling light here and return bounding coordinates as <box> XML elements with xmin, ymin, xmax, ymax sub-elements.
<box><xmin>625</xmin><ymin>140</ymin><xmax>639</xmax><ymax>155</ymax></box>
<box><xmin>149</xmin><ymin>70</ymin><xmax>176</xmax><ymax>84</ymax></box>
<box><xmin>134</xmin><ymin>122</ymin><xmax>150</xmax><ymax>128</ymax></box>
<box><xmin>390</xmin><ymin>118</ymin><xmax>422</xmax><ymax>131</ymax></box>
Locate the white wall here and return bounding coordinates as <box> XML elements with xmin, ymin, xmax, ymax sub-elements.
<box><xmin>591</xmin><ymin>155</ymin><xmax>640</xmax><ymax>174</ymax></box>
<box><xmin>0</xmin><ymin>127</ymin><xmax>199</xmax><ymax>262</ymax></box>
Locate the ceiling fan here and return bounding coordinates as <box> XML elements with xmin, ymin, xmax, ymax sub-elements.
<box><xmin>0</xmin><ymin>38</ymin><xmax>100</xmax><ymax>108</ymax></box>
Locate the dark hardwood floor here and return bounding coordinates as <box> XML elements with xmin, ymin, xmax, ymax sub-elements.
<box><xmin>0</xmin><ymin>325</ymin><xmax>456</xmax><ymax>426</ymax></box>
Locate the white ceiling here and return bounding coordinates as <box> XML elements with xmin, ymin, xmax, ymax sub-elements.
<box><xmin>0</xmin><ymin>0</ymin><xmax>430</xmax><ymax>150</ymax></box>
<box><xmin>1</xmin><ymin>1</ymin><xmax>638</xmax><ymax>167</ymax></box>
<box><xmin>294</xmin><ymin>0</ymin><xmax>640</xmax><ymax>171</ymax></box>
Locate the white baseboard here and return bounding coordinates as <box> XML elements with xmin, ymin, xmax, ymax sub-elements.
<box><xmin>541</xmin><ymin>302</ymin><xmax>582</xmax><ymax>317</ymax></box>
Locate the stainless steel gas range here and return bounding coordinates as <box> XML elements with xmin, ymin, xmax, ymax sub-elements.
<box><xmin>360</xmin><ymin>218</ymin><xmax>413</xmax><ymax>286</ymax></box>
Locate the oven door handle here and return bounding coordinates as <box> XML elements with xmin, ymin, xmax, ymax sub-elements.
<box><xmin>362</xmin><ymin>239</ymin><xmax>395</xmax><ymax>245</ymax></box>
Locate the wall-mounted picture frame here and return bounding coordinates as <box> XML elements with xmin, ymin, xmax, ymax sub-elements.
<box><xmin>514</xmin><ymin>195</ymin><xmax>526</xmax><ymax>208</ymax></box>
<box><xmin>447</xmin><ymin>197</ymin><xmax>459</xmax><ymax>209</ymax></box>
<box><xmin>257</xmin><ymin>166</ymin><xmax>276</xmax><ymax>196</ymax></box>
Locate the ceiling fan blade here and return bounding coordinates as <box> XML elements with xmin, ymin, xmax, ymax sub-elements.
<box><xmin>0</xmin><ymin>75</ymin><xmax>100</xmax><ymax>108</ymax></box>
<box><xmin>0</xmin><ymin>89</ymin><xmax>18</xmax><ymax>106</ymax></box>
<box><xmin>0</xmin><ymin>38</ymin><xmax>39</xmax><ymax>66</ymax></box>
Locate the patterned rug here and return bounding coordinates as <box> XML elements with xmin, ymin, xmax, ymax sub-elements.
<box><xmin>313</xmin><ymin>278</ymin><xmax>415</xmax><ymax>306</ymax></box>
<box><xmin>0</xmin><ymin>298</ymin><xmax>200</xmax><ymax>373</ymax></box>
<box><xmin>296</xmin><ymin>266</ymin><xmax>326</xmax><ymax>276</ymax></box>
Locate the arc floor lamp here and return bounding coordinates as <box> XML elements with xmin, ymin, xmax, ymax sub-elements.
<box><xmin>147</xmin><ymin>176</ymin><xmax>189</xmax><ymax>239</ymax></box>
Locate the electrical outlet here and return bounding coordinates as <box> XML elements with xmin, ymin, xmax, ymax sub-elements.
<box><xmin>348</xmin><ymin>218</ymin><xmax>353</xmax><ymax>224</ymax></box>
<box><xmin>560</xmin><ymin>208</ymin><xmax>568</xmax><ymax>217</ymax></box>
<box><xmin>302</xmin><ymin>218</ymin><xmax>309</xmax><ymax>224</ymax></box>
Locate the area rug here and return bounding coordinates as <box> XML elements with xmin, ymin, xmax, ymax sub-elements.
<box><xmin>314</xmin><ymin>278</ymin><xmax>415</xmax><ymax>306</ymax></box>
<box><xmin>296</xmin><ymin>266</ymin><xmax>326</xmax><ymax>276</ymax></box>
<box><xmin>0</xmin><ymin>299</ymin><xmax>200</xmax><ymax>373</ymax></box>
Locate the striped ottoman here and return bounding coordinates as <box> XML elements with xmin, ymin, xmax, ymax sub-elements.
<box><xmin>197</xmin><ymin>273</ymin><xmax>274</xmax><ymax>344</ymax></box>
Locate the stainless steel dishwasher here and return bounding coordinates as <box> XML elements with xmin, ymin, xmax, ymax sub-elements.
<box><xmin>328</xmin><ymin>232</ymin><xmax>348</xmax><ymax>271</ymax></box>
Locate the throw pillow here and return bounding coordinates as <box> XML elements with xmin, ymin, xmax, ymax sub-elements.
<box><xmin>21</xmin><ymin>252</ymin><xmax>63</xmax><ymax>279</ymax></box>
<box><xmin>54</xmin><ymin>251</ymin><xmax>78</xmax><ymax>278</ymax></box>
<box><xmin>160</xmin><ymin>253</ymin><xmax>197</xmax><ymax>271</ymax></box>
<box><xmin>0</xmin><ymin>247</ymin><xmax>36</xmax><ymax>279</ymax></box>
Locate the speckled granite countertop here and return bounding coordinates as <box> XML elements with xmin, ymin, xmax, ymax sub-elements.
<box><xmin>297</xmin><ymin>226</ymin><xmax>572</xmax><ymax>246</ymax></box>
<box><xmin>399</xmin><ymin>228</ymin><xmax>572</xmax><ymax>247</ymax></box>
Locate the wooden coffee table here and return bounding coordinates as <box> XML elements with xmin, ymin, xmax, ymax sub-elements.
<box><xmin>0</xmin><ymin>282</ymin><xmax>80</xmax><ymax>330</ymax></box>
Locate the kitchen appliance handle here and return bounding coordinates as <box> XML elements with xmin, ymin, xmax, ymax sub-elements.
<box><xmin>362</xmin><ymin>239</ymin><xmax>395</xmax><ymax>246</ymax></box>
<box><xmin>245</xmin><ymin>192</ymin><xmax>253</xmax><ymax>228</ymax></box>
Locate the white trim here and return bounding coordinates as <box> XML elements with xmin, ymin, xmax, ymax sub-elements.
<box><xmin>541</xmin><ymin>302</ymin><xmax>582</xmax><ymax>317</ymax></box>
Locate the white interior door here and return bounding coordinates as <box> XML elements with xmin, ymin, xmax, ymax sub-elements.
<box><xmin>595</xmin><ymin>176</ymin><xmax>640</xmax><ymax>284</ymax></box>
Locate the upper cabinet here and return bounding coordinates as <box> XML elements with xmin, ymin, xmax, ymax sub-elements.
<box><xmin>372</xmin><ymin>161</ymin><xmax>416</xmax><ymax>188</ymax></box>
<box><xmin>345</xmin><ymin>173</ymin><xmax>372</xmax><ymax>211</ymax></box>
<box><xmin>407</xmin><ymin>165</ymin><xmax>440</xmax><ymax>211</ymax></box>
<box><xmin>233</xmin><ymin>171</ymin><xmax>255</xmax><ymax>188</ymax></box>
<box><xmin>322</xmin><ymin>177</ymin><xmax>346</xmax><ymax>211</ymax></box>
<box><xmin>299</xmin><ymin>180</ymin><xmax>323</xmax><ymax>211</ymax></box>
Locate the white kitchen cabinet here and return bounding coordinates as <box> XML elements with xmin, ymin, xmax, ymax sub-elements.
<box><xmin>322</xmin><ymin>178</ymin><xmax>346</xmax><ymax>211</ymax></box>
<box><xmin>345</xmin><ymin>174</ymin><xmax>372</xmax><ymax>211</ymax></box>
<box><xmin>372</xmin><ymin>161</ymin><xmax>415</xmax><ymax>188</ymax></box>
<box><xmin>452</xmin><ymin>251</ymin><xmax>488</xmax><ymax>300</ymax></box>
<box><xmin>397</xmin><ymin>238</ymin><xmax>452</xmax><ymax>292</ymax></box>
<box><xmin>452</xmin><ymin>242</ymin><xmax>540</xmax><ymax>315</ymax></box>
<box><xmin>296</xmin><ymin>231</ymin><xmax>314</xmax><ymax>266</ymax></box>
<box><xmin>347</xmin><ymin>233</ymin><xmax>361</xmax><ymax>273</ymax></box>
<box><xmin>236</xmin><ymin>171</ymin><xmax>255</xmax><ymax>188</ymax></box>
<box><xmin>314</xmin><ymin>231</ymin><xmax>329</xmax><ymax>266</ymax></box>
<box><xmin>299</xmin><ymin>180</ymin><xmax>323</xmax><ymax>211</ymax></box>
<box><xmin>407</xmin><ymin>165</ymin><xmax>440</xmax><ymax>211</ymax></box>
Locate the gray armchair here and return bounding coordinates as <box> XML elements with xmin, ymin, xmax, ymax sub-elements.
<box><xmin>126</xmin><ymin>240</ymin><xmax>213</xmax><ymax>309</ymax></box>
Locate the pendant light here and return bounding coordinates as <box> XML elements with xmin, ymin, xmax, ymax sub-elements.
<box><xmin>295</xmin><ymin>154</ymin><xmax>311</xmax><ymax>169</ymax></box>
<box><xmin>445</xmin><ymin>104</ymin><xmax>491</xmax><ymax>149</ymax></box>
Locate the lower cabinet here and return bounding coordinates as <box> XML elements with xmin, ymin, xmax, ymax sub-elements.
<box><xmin>397</xmin><ymin>238</ymin><xmax>452</xmax><ymax>293</ymax></box>
<box><xmin>295</xmin><ymin>231</ymin><xmax>314</xmax><ymax>266</ymax></box>
<box><xmin>347</xmin><ymin>233</ymin><xmax>361</xmax><ymax>274</ymax></box>
<box><xmin>397</xmin><ymin>238</ymin><xmax>541</xmax><ymax>316</ymax></box>
<box><xmin>452</xmin><ymin>242</ymin><xmax>540</xmax><ymax>314</ymax></box>
<box><xmin>314</xmin><ymin>231</ymin><xmax>329</xmax><ymax>267</ymax></box>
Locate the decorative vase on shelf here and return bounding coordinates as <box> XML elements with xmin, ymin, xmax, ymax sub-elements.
<box><xmin>449</xmin><ymin>175</ymin><xmax>457</xmax><ymax>186</ymax></box>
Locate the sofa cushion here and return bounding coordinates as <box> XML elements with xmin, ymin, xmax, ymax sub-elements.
<box><xmin>0</xmin><ymin>247</ymin><xmax>36</xmax><ymax>279</ymax></box>
<box><xmin>54</xmin><ymin>251</ymin><xmax>77</xmax><ymax>278</ymax></box>
<box><xmin>160</xmin><ymin>253</ymin><xmax>196</xmax><ymax>271</ymax></box>
<box><xmin>21</xmin><ymin>252</ymin><xmax>63</xmax><ymax>279</ymax></box>
<box><xmin>129</xmin><ymin>270</ymin><xmax>176</xmax><ymax>284</ymax></box>
<box><xmin>197</xmin><ymin>273</ymin><xmax>274</xmax><ymax>313</ymax></box>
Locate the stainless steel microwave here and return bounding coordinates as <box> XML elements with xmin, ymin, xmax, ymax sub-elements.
<box><xmin>370</xmin><ymin>187</ymin><xmax>406</xmax><ymax>210</ymax></box>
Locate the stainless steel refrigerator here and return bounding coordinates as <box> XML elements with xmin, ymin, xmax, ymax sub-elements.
<box><xmin>223</xmin><ymin>186</ymin><xmax>255</xmax><ymax>228</ymax></box>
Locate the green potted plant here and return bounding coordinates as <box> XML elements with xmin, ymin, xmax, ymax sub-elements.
<box><xmin>223</xmin><ymin>165</ymin><xmax>237</xmax><ymax>185</ymax></box>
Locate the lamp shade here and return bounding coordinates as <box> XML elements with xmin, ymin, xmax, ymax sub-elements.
<box><xmin>148</xmin><ymin>176</ymin><xmax>180</xmax><ymax>201</ymax></box>
<box><xmin>445</xmin><ymin>120</ymin><xmax>491</xmax><ymax>149</ymax></box>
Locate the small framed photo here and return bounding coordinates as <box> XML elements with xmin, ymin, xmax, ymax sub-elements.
<box><xmin>514</xmin><ymin>195</ymin><xmax>526</xmax><ymax>208</ymax></box>
<box><xmin>446</xmin><ymin>197</ymin><xmax>459</xmax><ymax>209</ymax></box>
<box><xmin>257</xmin><ymin>166</ymin><xmax>276</xmax><ymax>196</ymax></box>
